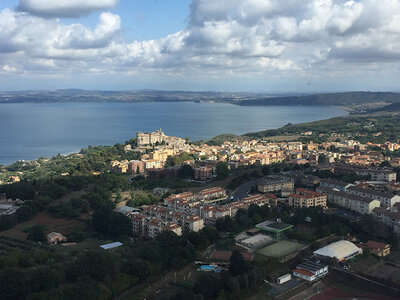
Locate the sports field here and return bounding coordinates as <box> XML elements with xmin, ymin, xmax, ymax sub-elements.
<box><xmin>256</xmin><ymin>240</ymin><xmax>304</xmax><ymax>258</ymax></box>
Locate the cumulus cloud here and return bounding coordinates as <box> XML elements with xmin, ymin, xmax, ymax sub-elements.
<box><xmin>1</xmin><ymin>0</ymin><xmax>400</xmax><ymax>89</ymax></box>
<box><xmin>17</xmin><ymin>0</ymin><xmax>119</xmax><ymax>18</ymax></box>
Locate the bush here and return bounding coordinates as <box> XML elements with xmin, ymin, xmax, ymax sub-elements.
<box><xmin>27</xmin><ymin>225</ymin><xmax>46</xmax><ymax>242</ymax></box>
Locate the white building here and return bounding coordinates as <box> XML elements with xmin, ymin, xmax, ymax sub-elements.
<box><xmin>347</xmin><ymin>186</ymin><xmax>400</xmax><ymax>208</ymax></box>
<box><xmin>314</xmin><ymin>240</ymin><xmax>362</xmax><ymax>261</ymax></box>
<box><xmin>319</xmin><ymin>179</ymin><xmax>354</xmax><ymax>192</ymax></box>
<box><xmin>293</xmin><ymin>259</ymin><xmax>328</xmax><ymax>282</ymax></box>
<box><xmin>356</xmin><ymin>169</ymin><xmax>397</xmax><ymax>182</ymax></box>
<box><xmin>317</xmin><ymin>187</ymin><xmax>381</xmax><ymax>215</ymax></box>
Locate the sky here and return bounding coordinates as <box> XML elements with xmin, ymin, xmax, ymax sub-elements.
<box><xmin>0</xmin><ymin>0</ymin><xmax>400</xmax><ymax>92</ymax></box>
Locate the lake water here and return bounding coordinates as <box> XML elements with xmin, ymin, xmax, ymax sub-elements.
<box><xmin>0</xmin><ymin>102</ymin><xmax>347</xmax><ymax>165</ymax></box>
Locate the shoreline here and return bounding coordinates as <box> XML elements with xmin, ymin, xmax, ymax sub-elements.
<box><xmin>0</xmin><ymin>105</ymin><xmax>349</xmax><ymax>167</ymax></box>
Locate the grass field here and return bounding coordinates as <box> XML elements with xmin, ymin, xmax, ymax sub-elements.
<box><xmin>0</xmin><ymin>212</ymin><xmax>83</xmax><ymax>239</ymax></box>
<box><xmin>256</xmin><ymin>240</ymin><xmax>304</xmax><ymax>258</ymax></box>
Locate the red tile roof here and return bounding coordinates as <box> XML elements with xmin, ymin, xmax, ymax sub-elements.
<box><xmin>293</xmin><ymin>269</ymin><xmax>314</xmax><ymax>277</ymax></box>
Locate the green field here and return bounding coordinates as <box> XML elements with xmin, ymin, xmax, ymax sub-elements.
<box><xmin>256</xmin><ymin>240</ymin><xmax>304</xmax><ymax>258</ymax></box>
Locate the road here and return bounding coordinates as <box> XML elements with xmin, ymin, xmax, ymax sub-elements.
<box><xmin>231</xmin><ymin>178</ymin><xmax>264</xmax><ymax>201</ymax></box>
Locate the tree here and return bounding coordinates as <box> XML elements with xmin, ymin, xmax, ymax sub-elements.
<box><xmin>229</xmin><ymin>250</ymin><xmax>247</xmax><ymax>276</ymax></box>
<box><xmin>27</xmin><ymin>266</ymin><xmax>60</xmax><ymax>293</ymax></box>
<box><xmin>0</xmin><ymin>268</ymin><xmax>29</xmax><ymax>300</ymax></box>
<box><xmin>65</xmin><ymin>250</ymin><xmax>115</xmax><ymax>282</ymax></box>
<box><xmin>216</xmin><ymin>162</ymin><xmax>229</xmax><ymax>180</ymax></box>
<box><xmin>17</xmin><ymin>204</ymin><xmax>36</xmax><ymax>222</ymax></box>
<box><xmin>178</xmin><ymin>165</ymin><xmax>194</xmax><ymax>178</ymax></box>
<box><xmin>27</xmin><ymin>225</ymin><xmax>46</xmax><ymax>242</ymax></box>
<box><xmin>62</xmin><ymin>276</ymin><xmax>111</xmax><ymax>300</ymax></box>
<box><xmin>318</xmin><ymin>154</ymin><xmax>327</xmax><ymax>164</ymax></box>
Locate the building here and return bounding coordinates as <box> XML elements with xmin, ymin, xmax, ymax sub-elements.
<box><xmin>8</xmin><ymin>176</ymin><xmax>20</xmax><ymax>183</ymax></box>
<box><xmin>319</xmin><ymin>179</ymin><xmax>354</xmax><ymax>192</ymax></box>
<box><xmin>346</xmin><ymin>186</ymin><xmax>400</xmax><ymax>208</ymax></box>
<box><xmin>277</xmin><ymin>274</ymin><xmax>292</xmax><ymax>284</ymax></box>
<box><xmin>184</xmin><ymin>215</ymin><xmax>204</xmax><ymax>232</ymax></box>
<box><xmin>143</xmin><ymin>159</ymin><xmax>163</xmax><ymax>169</ymax></box>
<box><xmin>145</xmin><ymin>166</ymin><xmax>180</xmax><ymax>180</ymax></box>
<box><xmin>194</xmin><ymin>166</ymin><xmax>213</xmax><ymax>181</ymax></box>
<box><xmin>317</xmin><ymin>187</ymin><xmax>381</xmax><ymax>215</ymax></box>
<box><xmin>147</xmin><ymin>218</ymin><xmax>182</xmax><ymax>238</ymax></box>
<box><xmin>197</xmin><ymin>187</ymin><xmax>226</xmax><ymax>201</ymax></box>
<box><xmin>372</xmin><ymin>207</ymin><xmax>400</xmax><ymax>235</ymax></box>
<box><xmin>288</xmin><ymin>189</ymin><xmax>327</xmax><ymax>208</ymax></box>
<box><xmin>257</xmin><ymin>177</ymin><xmax>294</xmax><ymax>195</ymax></box>
<box><xmin>255</xmin><ymin>220</ymin><xmax>293</xmax><ymax>240</ymax></box>
<box><xmin>47</xmin><ymin>232</ymin><xmax>67</xmax><ymax>244</ymax></box>
<box><xmin>0</xmin><ymin>203</ymin><xmax>18</xmax><ymax>216</ymax></box>
<box><xmin>237</xmin><ymin>234</ymin><xmax>274</xmax><ymax>250</ymax></box>
<box><xmin>128</xmin><ymin>160</ymin><xmax>145</xmax><ymax>173</ymax></box>
<box><xmin>364</xmin><ymin>240</ymin><xmax>390</xmax><ymax>257</ymax></box>
<box><xmin>313</xmin><ymin>240</ymin><xmax>362</xmax><ymax>261</ymax></box>
<box><xmin>356</xmin><ymin>169</ymin><xmax>397</xmax><ymax>182</ymax></box>
<box><xmin>242</xmin><ymin>194</ymin><xmax>278</xmax><ymax>207</ymax></box>
<box><xmin>293</xmin><ymin>259</ymin><xmax>328</xmax><ymax>282</ymax></box>
<box><xmin>137</xmin><ymin>129</ymin><xmax>166</xmax><ymax>146</ymax></box>
<box><xmin>100</xmin><ymin>242</ymin><xmax>123</xmax><ymax>250</ymax></box>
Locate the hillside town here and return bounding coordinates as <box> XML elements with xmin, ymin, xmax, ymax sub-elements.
<box><xmin>2</xmin><ymin>129</ymin><xmax>400</xmax><ymax>299</ymax></box>
<box><xmin>110</xmin><ymin>129</ymin><xmax>400</xmax><ymax>178</ymax></box>
<box><xmin>106</xmin><ymin>129</ymin><xmax>400</xmax><ymax>240</ymax></box>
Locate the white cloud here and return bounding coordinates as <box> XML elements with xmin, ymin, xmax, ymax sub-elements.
<box><xmin>1</xmin><ymin>0</ymin><xmax>400</xmax><ymax>90</ymax></box>
<box><xmin>17</xmin><ymin>0</ymin><xmax>119</xmax><ymax>18</ymax></box>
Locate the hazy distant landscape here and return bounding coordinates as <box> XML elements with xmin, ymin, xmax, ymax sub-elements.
<box><xmin>1</xmin><ymin>90</ymin><xmax>400</xmax><ymax>113</ymax></box>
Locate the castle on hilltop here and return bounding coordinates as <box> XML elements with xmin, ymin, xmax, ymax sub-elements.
<box><xmin>137</xmin><ymin>129</ymin><xmax>166</xmax><ymax>146</ymax></box>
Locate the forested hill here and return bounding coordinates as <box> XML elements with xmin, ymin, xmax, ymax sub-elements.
<box><xmin>368</xmin><ymin>102</ymin><xmax>400</xmax><ymax>113</ymax></box>
<box><xmin>235</xmin><ymin>92</ymin><xmax>400</xmax><ymax>106</ymax></box>
<box><xmin>1</xmin><ymin>90</ymin><xmax>400</xmax><ymax>108</ymax></box>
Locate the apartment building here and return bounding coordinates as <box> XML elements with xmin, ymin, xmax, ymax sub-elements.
<box><xmin>347</xmin><ymin>186</ymin><xmax>400</xmax><ymax>208</ymax></box>
<box><xmin>127</xmin><ymin>160</ymin><xmax>145</xmax><ymax>174</ymax></box>
<box><xmin>197</xmin><ymin>187</ymin><xmax>226</xmax><ymax>201</ymax></box>
<box><xmin>194</xmin><ymin>166</ymin><xmax>213</xmax><ymax>181</ymax></box>
<box><xmin>317</xmin><ymin>187</ymin><xmax>380</xmax><ymax>215</ymax></box>
<box><xmin>257</xmin><ymin>177</ymin><xmax>294</xmax><ymax>195</ymax></box>
<box><xmin>288</xmin><ymin>189</ymin><xmax>327</xmax><ymax>208</ymax></box>
<box><xmin>372</xmin><ymin>206</ymin><xmax>400</xmax><ymax>235</ymax></box>
<box><xmin>319</xmin><ymin>179</ymin><xmax>354</xmax><ymax>192</ymax></box>
<box><xmin>356</xmin><ymin>169</ymin><xmax>397</xmax><ymax>182</ymax></box>
<box><xmin>143</xmin><ymin>159</ymin><xmax>163</xmax><ymax>169</ymax></box>
<box><xmin>130</xmin><ymin>214</ymin><xmax>183</xmax><ymax>238</ymax></box>
<box><xmin>242</xmin><ymin>194</ymin><xmax>278</xmax><ymax>207</ymax></box>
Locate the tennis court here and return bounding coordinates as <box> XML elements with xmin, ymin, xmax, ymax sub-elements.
<box><xmin>256</xmin><ymin>240</ymin><xmax>304</xmax><ymax>258</ymax></box>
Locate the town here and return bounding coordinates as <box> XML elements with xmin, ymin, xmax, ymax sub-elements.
<box><xmin>1</xmin><ymin>128</ymin><xmax>400</xmax><ymax>299</ymax></box>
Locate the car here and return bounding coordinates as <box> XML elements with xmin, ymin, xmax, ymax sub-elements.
<box><xmin>339</xmin><ymin>261</ymin><xmax>350</xmax><ymax>270</ymax></box>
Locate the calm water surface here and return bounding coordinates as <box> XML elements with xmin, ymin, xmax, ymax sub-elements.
<box><xmin>0</xmin><ymin>102</ymin><xmax>347</xmax><ymax>165</ymax></box>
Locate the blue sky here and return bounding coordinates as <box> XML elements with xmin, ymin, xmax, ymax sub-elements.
<box><xmin>0</xmin><ymin>0</ymin><xmax>191</xmax><ymax>40</ymax></box>
<box><xmin>0</xmin><ymin>0</ymin><xmax>400</xmax><ymax>92</ymax></box>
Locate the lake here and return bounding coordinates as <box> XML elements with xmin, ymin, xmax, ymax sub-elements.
<box><xmin>0</xmin><ymin>102</ymin><xmax>347</xmax><ymax>165</ymax></box>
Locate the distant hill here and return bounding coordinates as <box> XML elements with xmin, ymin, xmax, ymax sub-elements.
<box><xmin>235</xmin><ymin>92</ymin><xmax>400</xmax><ymax>107</ymax></box>
<box><xmin>1</xmin><ymin>90</ymin><xmax>400</xmax><ymax>109</ymax></box>
<box><xmin>368</xmin><ymin>102</ymin><xmax>400</xmax><ymax>113</ymax></box>
<box><xmin>0</xmin><ymin>89</ymin><xmax>265</xmax><ymax>104</ymax></box>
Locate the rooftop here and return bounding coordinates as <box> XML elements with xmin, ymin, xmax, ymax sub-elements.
<box><xmin>256</xmin><ymin>220</ymin><xmax>293</xmax><ymax>232</ymax></box>
<box><xmin>100</xmin><ymin>242</ymin><xmax>123</xmax><ymax>250</ymax></box>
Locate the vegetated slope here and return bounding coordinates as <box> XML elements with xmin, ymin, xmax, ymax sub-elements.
<box><xmin>243</xmin><ymin>112</ymin><xmax>400</xmax><ymax>143</ymax></box>
<box><xmin>368</xmin><ymin>102</ymin><xmax>400</xmax><ymax>113</ymax></box>
<box><xmin>236</xmin><ymin>92</ymin><xmax>400</xmax><ymax>106</ymax></box>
